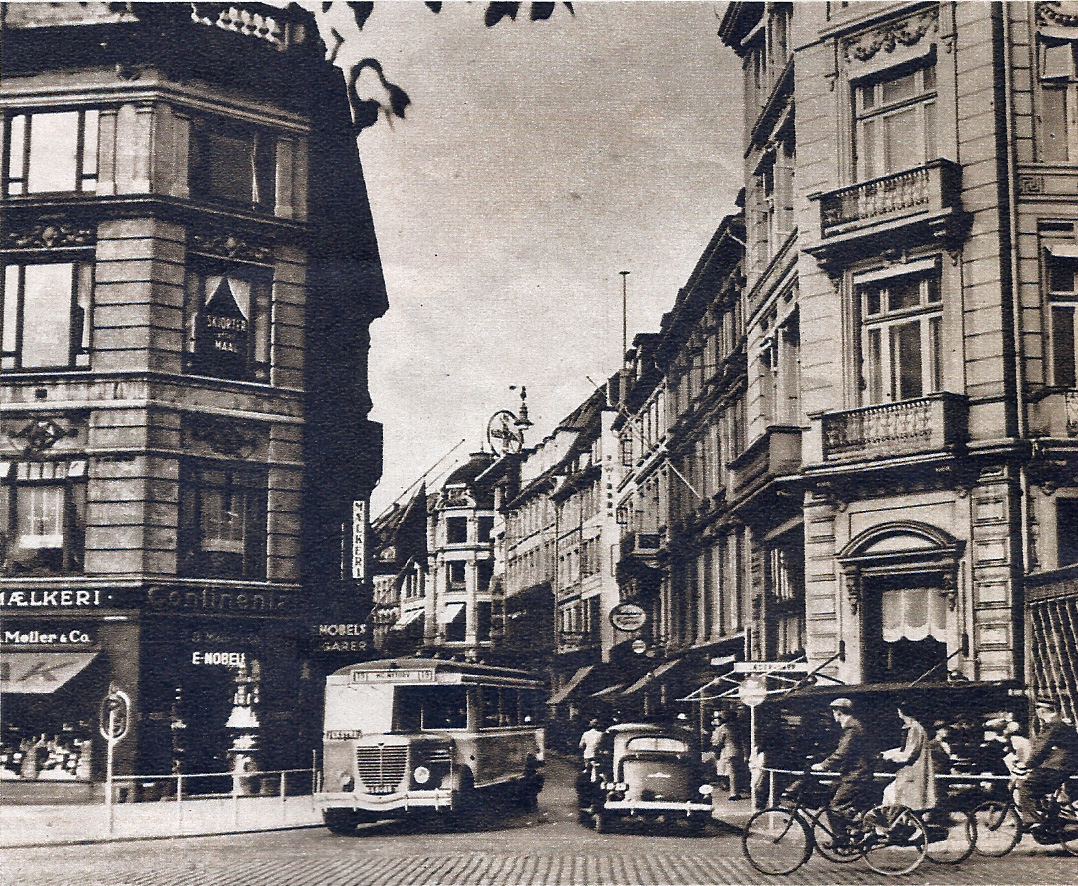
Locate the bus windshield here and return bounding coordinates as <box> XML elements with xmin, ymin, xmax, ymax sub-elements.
<box><xmin>324</xmin><ymin>683</ymin><xmax>395</xmax><ymax>734</ymax></box>
<box><xmin>394</xmin><ymin>685</ymin><xmax>468</xmax><ymax>731</ymax></box>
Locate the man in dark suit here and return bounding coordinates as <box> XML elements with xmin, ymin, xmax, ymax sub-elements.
<box><xmin>812</xmin><ymin>697</ymin><xmax>877</xmax><ymax>844</ymax></box>
<box><xmin>1017</xmin><ymin>696</ymin><xmax>1078</xmax><ymax>827</ymax></box>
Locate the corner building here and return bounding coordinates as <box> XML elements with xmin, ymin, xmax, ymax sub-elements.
<box><xmin>0</xmin><ymin>3</ymin><xmax>386</xmax><ymax>794</ymax></box>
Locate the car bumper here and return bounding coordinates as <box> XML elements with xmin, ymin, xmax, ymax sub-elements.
<box><xmin>316</xmin><ymin>789</ymin><xmax>454</xmax><ymax>813</ymax></box>
<box><xmin>601</xmin><ymin>799</ymin><xmax>713</xmax><ymax>817</ymax></box>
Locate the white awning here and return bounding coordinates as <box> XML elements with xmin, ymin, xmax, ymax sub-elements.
<box><xmin>882</xmin><ymin>587</ymin><xmax>947</xmax><ymax>644</ymax></box>
<box><xmin>0</xmin><ymin>652</ymin><xmax>98</xmax><ymax>694</ymax></box>
<box><xmin>393</xmin><ymin>607</ymin><xmax>424</xmax><ymax>629</ymax></box>
<box><xmin>441</xmin><ymin>602</ymin><xmax>465</xmax><ymax>625</ymax></box>
<box><xmin>548</xmin><ymin>664</ymin><xmax>596</xmax><ymax>706</ymax></box>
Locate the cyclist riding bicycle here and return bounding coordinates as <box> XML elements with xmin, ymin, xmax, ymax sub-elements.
<box><xmin>811</xmin><ymin>697</ymin><xmax>877</xmax><ymax>846</ymax></box>
<box><xmin>1017</xmin><ymin>696</ymin><xmax>1078</xmax><ymax>831</ymax></box>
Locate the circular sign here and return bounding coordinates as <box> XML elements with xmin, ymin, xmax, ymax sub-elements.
<box><xmin>610</xmin><ymin>602</ymin><xmax>648</xmax><ymax>632</ymax></box>
<box><xmin>631</xmin><ymin>639</ymin><xmax>648</xmax><ymax>654</ymax></box>
<box><xmin>738</xmin><ymin>675</ymin><xmax>768</xmax><ymax>707</ymax></box>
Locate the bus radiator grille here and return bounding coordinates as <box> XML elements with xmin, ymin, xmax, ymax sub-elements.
<box><xmin>356</xmin><ymin>746</ymin><xmax>408</xmax><ymax>792</ymax></box>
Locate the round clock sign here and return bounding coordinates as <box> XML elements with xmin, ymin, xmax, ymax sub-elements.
<box><xmin>609</xmin><ymin>602</ymin><xmax>648</xmax><ymax>632</ymax></box>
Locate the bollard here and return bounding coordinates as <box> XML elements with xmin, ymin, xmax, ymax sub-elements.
<box><xmin>281</xmin><ymin>770</ymin><xmax>287</xmax><ymax>821</ymax></box>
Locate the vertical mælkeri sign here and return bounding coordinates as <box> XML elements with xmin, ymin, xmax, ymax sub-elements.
<box><xmin>351</xmin><ymin>500</ymin><xmax>367</xmax><ymax>580</ymax></box>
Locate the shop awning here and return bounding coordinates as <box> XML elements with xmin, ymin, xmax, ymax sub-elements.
<box><xmin>622</xmin><ymin>657</ymin><xmax>685</xmax><ymax>697</ymax></box>
<box><xmin>0</xmin><ymin>651</ymin><xmax>98</xmax><ymax>694</ymax></box>
<box><xmin>393</xmin><ymin>607</ymin><xmax>424</xmax><ymax>629</ymax></box>
<box><xmin>591</xmin><ymin>683</ymin><xmax>627</xmax><ymax>699</ymax></box>
<box><xmin>548</xmin><ymin>664</ymin><xmax>596</xmax><ymax>706</ymax></box>
<box><xmin>441</xmin><ymin>602</ymin><xmax>465</xmax><ymax>625</ymax></box>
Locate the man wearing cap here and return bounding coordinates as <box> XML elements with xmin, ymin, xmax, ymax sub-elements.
<box><xmin>812</xmin><ymin>698</ymin><xmax>877</xmax><ymax>843</ymax></box>
<box><xmin>1016</xmin><ymin>697</ymin><xmax>1078</xmax><ymax>827</ymax></box>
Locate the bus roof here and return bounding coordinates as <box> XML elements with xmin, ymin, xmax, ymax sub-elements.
<box><xmin>329</xmin><ymin>657</ymin><xmax>543</xmax><ymax>688</ymax></box>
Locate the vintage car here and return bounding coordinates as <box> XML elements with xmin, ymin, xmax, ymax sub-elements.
<box><xmin>575</xmin><ymin>722</ymin><xmax>714</xmax><ymax>833</ymax></box>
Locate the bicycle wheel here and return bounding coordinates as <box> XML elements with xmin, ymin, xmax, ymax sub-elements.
<box><xmin>972</xmin><ymin>799</ymin><xmax>1021</xmax><ymax>857</ymax></box>
<box><xmin>1057</xmin><ymin>805</ymin><xmax>1078</xmax><ymax>856</ymax></box>
<box><xmin>810</xmin><ymin>808</ymin><xmax>859</xmax><ymax>864</ymax></box>
<box><xmin>923</xmin><ymin>809</ymin><xmax>976</xmax><ymax>865</ymax></box>
<box><xmin>742</xmin><ymin>808</ymin><xmax>812</xmax><ymax>876</ymax></box>
<box><xmin>859</xmin><ymin>805</ymin><xmax>928</xmax><ymax>877</ymax></box>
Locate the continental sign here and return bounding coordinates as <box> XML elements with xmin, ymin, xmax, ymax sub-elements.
<box><xmin>146</xmin><ymin>586</ymin><xmax>291</xmax><ymax>612</ymax></box>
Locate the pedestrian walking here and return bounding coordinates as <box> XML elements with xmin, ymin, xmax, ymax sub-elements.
<box><xmin>711</xmin><ymin>710</ymin><xmax>747</xmax><ymax>800</ymax></box>
<box><xmin>881</xmin><ymin>707</ymin><xmax>936</xmax><ymax>811</ymax></box>
<box><xmin>578</xmin><ymin>719</ymin><xmax>603</xmax><ymax>764</ymax></box>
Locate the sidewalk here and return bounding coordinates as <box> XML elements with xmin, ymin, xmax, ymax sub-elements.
<box><xmin>0</xmin><ymin>793</ymin><xmax>323</xmax><ymax>848</ymax></box>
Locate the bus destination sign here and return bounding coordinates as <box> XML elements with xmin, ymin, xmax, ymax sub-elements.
<box><xmin>351</xmin><ymin>668</ymin><xmax>435</xmax><ymax>684</ymax></box>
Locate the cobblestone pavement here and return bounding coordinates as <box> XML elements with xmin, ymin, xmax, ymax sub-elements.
<box><xmin>4</xmin><ymin>758</ymin><xmax>1076</xmax><ymax>886</ymax></box>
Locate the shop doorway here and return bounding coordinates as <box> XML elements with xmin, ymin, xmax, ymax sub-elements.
<box><xmin>863</xmin><ymin>573</ymin><xmax>949</xmax><ymax>683</ymax></box>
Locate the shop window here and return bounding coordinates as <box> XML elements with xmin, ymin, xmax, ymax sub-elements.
<box><xmin>189</xmin><ymin>118</ymin><xmax>276</xmax><ymax>209</ymax></box>
<box><xmin>4</xmin><ymin>109</ymin><xmax>98</xmax><ymax>195</ymax></box>
<box><xmin>183</xmin><ymin>263</ymin><xmax>271</xmax><ymax>382</ymax></box>
<box><xmin>1039</xmin><ymin>37</ymin><xmax>1078</xmax><ymax>162</ymax></box>
<box><xmin>1047</xmin><ymin>254</ymin><xmax>1078</xmax><ymax>387</ymax></box>
<box><xmin>1057</xmin><ymin>498</ymin><xmax>1078</xmax><ymax>567</ymax></box>
<box><xmin>178</xmin><ymin>462</ymin><xmax>267</xmax><ymax>580</ymax></box>
<box><xmin>0</xmin><ymin>461</ymin><xmax>86</xmax><ymax>576</ymax></box>
<box><xmin>860</xmin><ymin>267</ymin><xmax>942</xmax><ymax>403</ymax></box>
<box><xmin>1</xmin><ymin>261</ymin><xmax>93</xmax><ymax>370</ymax></box>
<box><xmin>446</xmin><ymin>516</ymin><xmax>467</xmax><ymax>544</ymax></box>
<box><xmin>854</xmin><ymin>62</ymin><xmax>937</xmax><ymax>181</ymax></box>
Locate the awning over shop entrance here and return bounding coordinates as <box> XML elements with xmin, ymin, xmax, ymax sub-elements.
<box><xmin>0</xmin><ymin>652</ymin><xmax>98</xmax><ymax>694</ymax></box>
<box><xmin>590</xmin><ymin>683</ymin><xmax>626</xmax><ymax>699</ymax></box>
<box><xmin>394</xmin><ymin>607</ymin><xmax>424</xmax><ymax>629</ymax></box>
<box><xmin>548</xmin><ymin>664</ymin><xmax>596</xmax><ymax>706</ymax></box>
<box><xmin>441</xmin><ymin>602</ymin><xmax>465</xmax><ymax>625</ymax></box>
<box><xmin>622</xmin><ymin>656</ymin><xmax>685</xmax><ymax>697</ymax></box>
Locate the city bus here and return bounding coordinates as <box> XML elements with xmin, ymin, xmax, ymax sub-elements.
<box><xmin>315</xmin><ymin>657</ymin><xmax>546</xmax><ymax>834</ymax></box>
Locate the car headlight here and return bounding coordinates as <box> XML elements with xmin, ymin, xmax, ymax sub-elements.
<box><xmin>413</xmin><ymin>766</ymin><xmax>431</xmax><ymax>785</ymax></box>
<box><xmin>338</xmin><ymin>772</ymin><xmax>354</xmax><ymax>791</ymax></box>
<box><xmin>698</xmin><ymin>784</ymin><xmax>713</xmax><ymax>795</ymax></box>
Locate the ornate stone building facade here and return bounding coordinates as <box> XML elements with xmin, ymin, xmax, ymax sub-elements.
<box><xmin>0</xmin><ymin>3</ymin><xmax>386</xmax><ymax>793</ymax></box>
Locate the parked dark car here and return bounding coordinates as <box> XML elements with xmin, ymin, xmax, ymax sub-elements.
<box><xmin>575</xmin><ymin>723</ymin><xmax>714</xmax><ymax>833</ymax></box>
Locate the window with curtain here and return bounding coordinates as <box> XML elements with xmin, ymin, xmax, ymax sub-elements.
<box><xmin>183</xmin><ymin>262</ymin><xmax>271</xmax><ymax>382</ymax></box>
<box><xmin>189</xmin><ymin>117</ymin><xmax>276</xmax><ymax>209</ymax></box>
<box><xmin>1</xmin><ymin>261</ymin><xmax>93</xmax><ymax>370</ymax></box>
<box><xmin>854</xmin><ymin>62</ymin><xmax>937</xmax><ymax>181</ymax></box>
<box><xmin>859</xmin><ymin>267</ymin><xmax>942</xmax><ymax>404</ymax></box>
<box><xmin>0</xmin><ymin>461</ymin><xmax>86</xmax><ymax>576</ymax></box>
<box><xmin>178</xmin><ymin>461</ymin><xmax>267</xmax><ymax>580</ymax></box>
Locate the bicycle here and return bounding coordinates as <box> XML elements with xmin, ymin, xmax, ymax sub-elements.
<box><xmin>972</xmin><ymin>778</ymin><xmax>1078</xmax><ymax>858</ymax></box>
<box><xmin>741</xmin><ymin>770</ymin><xmax>929</xmax><ymax>876</ymax></box>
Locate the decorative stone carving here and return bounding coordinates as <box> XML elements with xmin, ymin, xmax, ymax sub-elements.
<box><xmin>11</xmin><ymin>418</ymin><xmax>77</xmax><ymax>455</ymax></box>
<box><xmin>843</xmin><ymin>8</ymin><xmax>938</xmax><ymax>64</ymax></box>
<box><xmin>5</xmin><ymin>220</ymin><xmax>95</xmax><ymax>250</ymax></box>
<box><xmin>186</xmin><ymin>415</ymin><xmax>260</xmax><ymax>458</ymax></box>
<box><xmin>189</xmin><ymin>232</ymin><xmax>275</xmax><ymax>265</ymax></box>
<box><xmin>1038</xmin><ymin>1</ymin><xmax>1078</xmax><ymax>28</ymax></box>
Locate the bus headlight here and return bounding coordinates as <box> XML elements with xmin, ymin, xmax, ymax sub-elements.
<box><xmin>338</xmin><ymin>772</ymin><xmax>354</xmax><ymax>791</ymax></box>
<box><xmin>413</xmin><ymin>766</ymin><xmax>431</xmax><ymax>785</ymax></box>
<box><xmin>698</xmin><ymin>784</ymin><xmax>713</xmax><ymax>796</ymax></box>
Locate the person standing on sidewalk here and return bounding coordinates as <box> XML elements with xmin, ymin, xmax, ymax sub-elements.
<box><xmin>711</xmin><ymin>710</ymin><xmax>747</xmax><ymax>800</ymax></box>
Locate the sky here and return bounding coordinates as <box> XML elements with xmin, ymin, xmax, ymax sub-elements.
<box><xmin>314</xmin><ymin>1</ymin><xmax>744</xmax><ymax>516</ymax></box>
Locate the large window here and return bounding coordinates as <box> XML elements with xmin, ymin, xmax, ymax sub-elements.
<box><xmin>0</xmin><ymin>461</ymin><xmax>86</xmax><ymax>576</ymax></box>
<box><xmin>4</xmin><ymin>110</ymin><xmax>98</xmax><ymax>195</ymax></box>
<box><xmin>854</xmin><ymin>62</ymin><xmax>937</xmax><ymax>180</ymax></box>
<box><xmin>1048</xmin><ymin>253</ymin><xmax>1078</xmax><ymax>387</ymax></box>
<box><xmin>860</xmin><ymin>268</ymin><xmax>942</xmax><ymax>404</ymax></box>
<box><xmin>183</xmin><ymin>263</ymin><xmax>271</xmax><ymax>382</ymax></box>
<box><xmin>189</xmin><ymin>118</ymin><xmax>276</xmax><ymax>209</ymax></box>
<box><xmin>178</xmin><ymin>462</ymin><xmax>267</xmax><ymax>580</ymax></box>
<box><xmin>1040</xmin><ymin>37</ymin><xmax>1078</xmax><ymax>162</ymax></box>
<box><xmin>1</xmin><ymin>261</ymin><xmax>93</xmax><ymax>370</ymax></box>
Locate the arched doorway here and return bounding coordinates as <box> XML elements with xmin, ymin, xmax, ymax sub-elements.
<box><xmin>837</xmin><ymin>521</ymin><xmax>963</xmax><ymax>684</ymax></box>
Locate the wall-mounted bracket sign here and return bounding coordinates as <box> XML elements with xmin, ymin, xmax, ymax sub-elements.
<box><xmin>609</xmin><ymin>602</ymin><xmax>648</xmax><ymax>632</ymax></box>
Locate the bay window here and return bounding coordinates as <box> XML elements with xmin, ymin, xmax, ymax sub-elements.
<box><xmin>4</xmin><ymin>109</ymin><xmax>98</xmax><ymax>195</ymax></box>
<box><xmin>860</xmin><ymin>266</ymin><xmax>942</xmax><ymax>404</ymax></box>
<box><xmin>0</xmin><ymin>461</ymin><xmax>86</xmax><ymax>576</ymax></box>
<box><xmin>183</xmin><ymin>262</ymin><xmax>271</xmax><ymax>382</ymax></box>
<box><xmin>1</xmin><ymin>261</ymin><xmax>93</xmax><ymax>370</ymax></box>
<box><xmin>178</xmin><ymin>462</ymin><xmax>267</xmax><ymax>580</ymax></box>
<box><xmin>854</xmin><ymin>62</ymin><xmax>937</xmax><ymax>181</ymax></box>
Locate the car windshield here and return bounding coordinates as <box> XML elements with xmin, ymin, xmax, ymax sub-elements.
<box><xmin>625</xmin><ymin>736</ymin><xmax>688</xmax><ymax>754</ymax></box>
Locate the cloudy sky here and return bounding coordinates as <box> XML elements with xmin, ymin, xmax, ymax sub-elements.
<box><xmin>316</xmin><ymin>1</ymin><xmax>743</xmax><ymax>515</ymax></box>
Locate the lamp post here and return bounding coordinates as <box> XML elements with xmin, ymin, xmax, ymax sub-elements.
<box><xmin>620</xmin><ymin>271</ymin><xmax>630</xmax><ymax>366</ymax></box>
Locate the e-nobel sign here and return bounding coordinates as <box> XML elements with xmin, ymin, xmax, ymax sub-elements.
<box><xmin>192</xmin><ymin>651</ymin><xmax>247</xmax><ymax>668</ymax></box>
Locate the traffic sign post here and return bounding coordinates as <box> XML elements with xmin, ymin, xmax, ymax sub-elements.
<box><xmin>99</xmin><ymin>687</ymin><xmax>130</xmax><ymax>834</ymax></box>
<box><xmin>737</xmin><ymin>676</ymin><xmax>768</xmax><ymax>810</ymax></box>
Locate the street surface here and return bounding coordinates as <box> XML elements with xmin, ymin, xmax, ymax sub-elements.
<box><xmin>3</xmin><ymin>757</ymin><xmax>1075</xmax><ymax>886</ymax></box>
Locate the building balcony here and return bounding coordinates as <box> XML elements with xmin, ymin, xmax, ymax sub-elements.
<box><xmin>729</xmin><ymin>426</ymin><xmax>802</xmax><ymax>496</ymax></box>
<box><xmin>820</xmin><ymin>393</ymin><xmax>968</xmax><ymax>463</ymax></box>
<box><xmin>807</xmin><ymin>160</ymin><xmax>967</xmax><ymax>271</ymax></box>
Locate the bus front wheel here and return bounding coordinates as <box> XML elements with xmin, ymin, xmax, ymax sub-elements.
<box><xmin>323</xmin><ymin>809</ymin><xmax>361</xmax><ymax>836</ymax></box>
